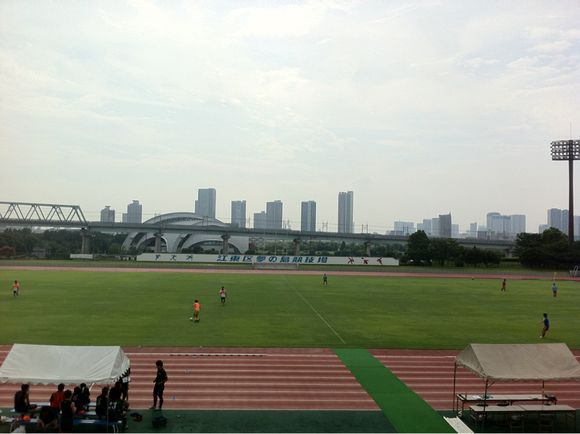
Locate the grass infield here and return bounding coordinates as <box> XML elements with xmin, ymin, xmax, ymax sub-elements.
<box><xmin>0</xmin><ymin>267</ymin><xmax>578</xmax><ymax>348</ymax></box>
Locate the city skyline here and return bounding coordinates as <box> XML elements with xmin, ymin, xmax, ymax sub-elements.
<box><xmin>2</xmin><ymin>1</ymin><xmax>579</xmax><ymax>233</ymax></box>
<box><xmin>96</xmin><ymin>193</ymin><xmax>564</xmax><ymax>236</ymax></box>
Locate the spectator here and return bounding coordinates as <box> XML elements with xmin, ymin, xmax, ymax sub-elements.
<box><xmin>76</xmin><ymin>383</ymin><xmax>91</xmax><ymax>413</ymax></box>
<box><xmin>71</xmin><ymin>386</ymin><xmax>82</xmax><ymax>413</ymax></box>
<box><xmin>109</xmin><ymin>381</ymin><xmax>123</xmax><ymax>404</ymax></box>
<box><xmin>95</xmin><ymin>387</ymin><xmax>109</xmax><ymax>419</ymax></box>
<box><xmin>37</xmin><ymin>406</ymin><xmax>58</xmax><ymax>432</ymax></box>
<box><xmin>49</xmin><ymin>383</ymin><xmax>65</xmax><ymax>411</ymax></box>
<box><xmin>121</xmin><ymin>369</ymin><xmax>131</xmax><ymax>401</ymax></box>
<box><xmin>14</xmin><ymin>384</ymin><xmax>37</xmax><ymax>414</ymax></box>
<box><xmin>150</xmin><ymin>360</ymin><xmax>168</xmax><ymax>410</ymax></box>
<box><xmin>60</xmin><ymin>390</ymin><xmax>75</xmax><ymax>433</ymax></box>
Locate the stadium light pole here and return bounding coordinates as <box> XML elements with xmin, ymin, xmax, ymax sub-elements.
<box><xmin>551</xmin><ymin>139</ymin><xmax>580</xmax><ymax>243</ymax></box>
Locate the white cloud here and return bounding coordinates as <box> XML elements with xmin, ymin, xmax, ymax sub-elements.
<box><xmin>1</xmin><ymin>1</ymin><xmax>580</xmax><ymax>231</ymax></box>
<box><xmin>532</xmin><ymin>40</ymin><xmax>573</xmax><ymax>53</ymax></box>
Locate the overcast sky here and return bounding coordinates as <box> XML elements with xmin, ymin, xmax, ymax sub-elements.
<box><xmin>1</xmin><ymin>0</ymin><xmax>579</xmax><ymax>233</ymax></box>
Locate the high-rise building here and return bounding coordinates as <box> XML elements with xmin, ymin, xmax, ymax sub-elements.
<box><xmin>486</xmin><ymin>212</ymin><xmax>501</xmax><ymax>232</ymax></box>
<box><xmin>469</xmin><ymin>223</ymin><xmax>478</xmax><ymax>238</ymax></box>
<box><xmin>510</xmin><ymin>214</ymin><xmax>526</xmax><ymax>235</ymax></box>
<box><xmin>266</xmin><ymin>200</ymin><xmax>283</xmax><ymax>230</ymax></box>
<box><xmin>547</xmin><ymin>208</ymin><xmax>564</xmax><ymax>232</ymax></box>
<box><xmin>253</xmin><ymin>211</ymin><xmax>268</xmax><ymax>229</ymax></box>
<box><xmin>301</xmin><ymin>201</ymin><xmax>317</xmax><ymax>232</ymax></box>
<box><xmin>487</xmin><ymin>213</ymin><xmax>510</xmax><ymax>236</ymax></box>
<box><xmin>562</xmin><ymin>210</ymin><xmax>569</xmax><ymax>235</ymax></box>
<box><xmin>452</xmin><ymin>224</ymin><xmax>459</xmax><ymax>239</ymax></box>
<box><xmin>337</xmin><ymin>191</ymin><xmax>354</xmax><ymax>233</ymax></box>
<box><xmin>393</xmin><ymin>221</ymin><xmax>415</xmax><ymax>236</ymax></box>
<box><xmin>486</xmin><ymin>212</ymin><xmax>526</xmax><ymax>238</ymax></box>
<box><xmin>126</xmin><ymin>200</ymin><xmax>142</xmax><ymax>223</ymax></box>
<box><xmin>195</xmin><ymin>188</ymin><xmax>216</xmax><ymax>219</ymax></box>
<box><xmin>231</xmin><ymin>200</ymin><xmax>246</xmax><ymax>228</ymax></box>
<box><xmin>421</xmin><ymin>219</ymin><xmax>432</xmax><ymax>235</ymax></box>
<box><xmin>100</xmin><ymin>206</ymin><xmax>115</xmax><ymax>223</ymax></box>
<box><xmin>431</xmin><ymin>217</ymin><xmax>440</xmax><ymax>237</ymax></box>
<box><xmin>439</xmin><ymin>213</ymin><xmax>452</xmax><ymax>238</ymax></box>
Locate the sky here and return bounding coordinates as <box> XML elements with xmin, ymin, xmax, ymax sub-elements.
<box><xmin>1</xmin><ymin>0</ymin><xmax>579</xmax><ymax>234</ymax></box>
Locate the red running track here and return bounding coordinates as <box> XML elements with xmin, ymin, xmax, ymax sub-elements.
<box><xmin>1</xmin><ymin>346</ymin><xmax>578</xmax><ymax>411</ymax></box>
<box><xmin>4</xmin><ymin>265</ymin><xmax>580</xmax><ymax>281</ymax></box>
<box><xmin>0</xmin><ymin>346</ymin><xmax>378</xmax><ymax>411</ymax></box>
<box><xmin>371</xmin><ymin>349</ymin><xmax>580</xmax><ymax>410</ymax></box>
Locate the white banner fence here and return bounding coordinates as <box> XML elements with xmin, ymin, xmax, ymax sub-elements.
<box><xmin>137</xmin><ymin>253</ymin><xmax>398</xmax><ymax>266</ymax></box>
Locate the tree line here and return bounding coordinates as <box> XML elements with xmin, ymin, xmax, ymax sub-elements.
<box><xmin>0</xmin><ymin>229</ymin><xmax>126</xmax><ymax>259</ymax></box>
<box><xmin>401</xmin><ymin>230</ymin><xmax>503</xmax><ymax>267</ymax></box>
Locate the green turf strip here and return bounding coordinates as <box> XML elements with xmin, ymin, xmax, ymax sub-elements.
<box><xmin>334</xmin><ymin>349</ymin><xmax>454</xmax><ymax>433</ymax></box>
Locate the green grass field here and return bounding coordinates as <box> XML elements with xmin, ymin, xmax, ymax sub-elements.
<box><xmin>1</xmin><ymin>268</ymin><xmax>578</xmax><ymax>348</ymax></box>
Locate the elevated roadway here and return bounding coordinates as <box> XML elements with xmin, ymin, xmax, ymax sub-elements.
<box><xmin>0</xmin><ymin>201</ymin><xmax>515</xmax><ymax>253</ymax></box>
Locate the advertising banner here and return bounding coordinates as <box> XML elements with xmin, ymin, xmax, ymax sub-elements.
<box><xmin>137</xmin><ymin>253</ymin><xmax>398</xmax><ymax>266</ymax></box>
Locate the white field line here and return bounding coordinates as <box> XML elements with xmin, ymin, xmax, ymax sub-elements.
<box><xmin>282</xmin><ymin>276</ymin><xmax>346</xmax><ymax>344</ymax></box>
<box><xmin>125</xmin><ymin>352</ymin><xmax>336</xmax><ymax>358</ymax></box>
<box><xmin>374</xmin><ymin>355</ymin><xmax>456</xmax><ymax>359</ymax></box>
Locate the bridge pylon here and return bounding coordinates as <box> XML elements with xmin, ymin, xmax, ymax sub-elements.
<box><xmin>221</xmin><ymin>234</ymin><xmax>231</xmax><ymax>255</ymax></box>
<box><xmin>80</xmin><ymin>228</ymin><xmax>92</xmax><ymax>254</ymax></box>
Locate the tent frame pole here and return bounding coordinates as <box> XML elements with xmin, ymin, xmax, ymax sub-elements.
<box><xmin>481</xmin><ymin>379</ymin><xmax>489</xmax><ymax>430</ymax></box>
<box><xmin>452</xmin><ymin>362</ymin><xmax>458</xmax><ymax>414</ymax></box>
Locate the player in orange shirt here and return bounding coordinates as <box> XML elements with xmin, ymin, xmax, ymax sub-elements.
<box><xmin>193</xmin><ymin>300</ymin><xmax>201</xmax><ymax>323</ymax></box>
<box><xmin>12</xmin><ymin>280</ymin><xmax>20</xmax><ymax>296</ymax></box>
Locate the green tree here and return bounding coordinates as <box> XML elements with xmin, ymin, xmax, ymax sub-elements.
<box><xmin>406</xmin><ymin>230</ymin><xmax>431</xmax><ymax>265</ymax></box>
<box><xmin>514</xmin><ymin>228</ymin><xmax>579</xmax><ymax>268</ymax></box>
<box><xmin>429</xmin><ymin>238</ymin><xmax>460</xmax><ymax>266</ymax></box>
<box><xmin>482</xmin><ymin>249</ymin><xmax>502</xmax><ymax>267</ymax></box>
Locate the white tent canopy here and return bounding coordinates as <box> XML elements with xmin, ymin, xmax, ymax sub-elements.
<box><xmin>0</xmin><ymin>344</ymin><xmax>130</xmax><ymax>385</ymax></box>
<box><xmin>455</xmin><ymin>343</ymin><xmax>580</xmax><ymax>381</ymax></box>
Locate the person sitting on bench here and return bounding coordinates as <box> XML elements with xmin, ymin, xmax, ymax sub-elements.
<box><xmin>96</xmin><ymin>387</ymin><xmax>110</xmax><ymax>419</ymax></box>
<box><xmin>77</xmin><ymin>383</ymin><xmax>91</xmax><ymax>412</ymax></box>
<box><xmin>60</xmin><ymin>390</ymin><xmax>75</xmax><ymax>433</ymax></box>
<box><xmin>14</xmin><ymin>384</ymin><xmax>37</xmax><ymax>414</ymax></box>
<box><xmin>49</xmin><ymin>383</ymin><xmax>65</xmax><ymax>412</ymax></box>
<box><xmin>37</xmin><ymin>406</ymin><xmax>58</xmax><ymax>432</ymax></box>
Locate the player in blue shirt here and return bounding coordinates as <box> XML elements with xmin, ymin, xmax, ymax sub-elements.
<box><xmin>540</xmin><ymin>313</ymin><xmax>550</xmax><ymax>338</ymax></box>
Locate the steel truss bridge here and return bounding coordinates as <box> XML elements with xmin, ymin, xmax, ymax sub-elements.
<box><xmin>0</xmin><ymin>201</ymin><xmax>515</xmax><ymax>254</ymax></box>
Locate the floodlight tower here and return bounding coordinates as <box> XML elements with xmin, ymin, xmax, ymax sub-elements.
<box><xmin>551</xmin><ymin>139</ymin><xmax>580</xmax><ymax>243</ymax></box>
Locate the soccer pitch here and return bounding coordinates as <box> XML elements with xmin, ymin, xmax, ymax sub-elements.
<box><xmin>1</xmin><ymin>268</ymin><xmax>578</xmax><ymax>348</ymax></box>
